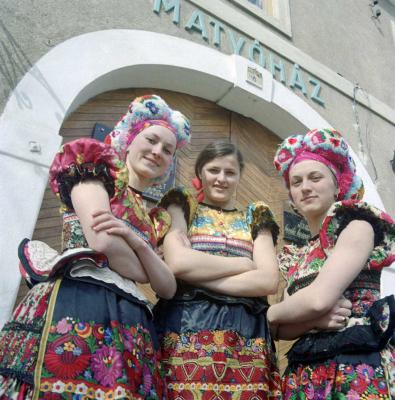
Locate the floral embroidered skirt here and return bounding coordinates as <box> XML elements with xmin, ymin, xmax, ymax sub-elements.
<box><xmin>282</xmin><ymin>348</ymin><xmax>394</xmax><ymax>399</ymax></box>
<box><xmin>154</xmin><ymin>295</ymin><xmax>282</xmax><ymax>400</ymax></box>
<box><xmin>0</xmin><ymin>277</ymin><xmax>165</xmax><ymax>400</ymax></box>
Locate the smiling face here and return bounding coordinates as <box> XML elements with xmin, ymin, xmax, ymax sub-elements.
<box><xmin>200</xmin><ymin>154</ymin><xmax>241</xmax><ymax>209</ymax></box>
<box><xmin>289</xmin><ymin>160</ymin><xmax>338</xmax><ymax>226</ymax></box>
<box><xmin>126</xmin><ymin>125</ymin><xmax>176</xmax><ymax>189</ymax></box>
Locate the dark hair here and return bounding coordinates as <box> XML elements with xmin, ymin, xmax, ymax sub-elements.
<box><xmin>194</xmin><ymin>140</ymin><xmax>244</xmax><ymax>177</ymax></box>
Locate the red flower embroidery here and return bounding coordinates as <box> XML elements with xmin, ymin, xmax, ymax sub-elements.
<box><xmin>329</xmin><ymin>138</ymin><xmax>340</xmax><ymax>147</ymax></box>
<box><xmin>350</xmin><ymin>377</ymin><xmax>368</xmax><ymax>393</ymax></box>
<box><xmin>373</xmin><ymin>379</ymin><xmax>389</xmax><ymax>394</ymax></box>
<box><xmin>93</xmin><ymin>324</ymin><xmax>105</xmax><ymax>340</ymax></box>
<box><xmin>223</xmin><ymin>331</ymin><xmax>238</xmax><ymax>347</ymax></box>
<box><xmin>277</xmin><ymin>149</ymin><xmax>292</xmax><ymax>164</ymax></box>
<box><xmin>198</xmin><ymin>331</ymin><xmax>213</xmax><ymax>345</ymax></box>
<box><xmin>44</xmin><ymin>334</ymin><xmax>90</xmax><ymax>379</ymax></box>
<box><xmin>311</xmin><ymin>365</ymin><xmax>327</xmax><ymax>385</ymax></box>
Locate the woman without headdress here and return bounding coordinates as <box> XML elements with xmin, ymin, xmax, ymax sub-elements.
<box><xmin>269</xmin><ymin>128</ymin><xmax>395</xmax><ymax>398</ymax></box>
<box><xmin>154</xmin><ymin>140</ymin><xmax>283</xmax><ymax>399</ymax></box>
<box><xmin>0</xmin><ymin>94</ymin><xmax>190</xmax><ymax>399</ymax></box>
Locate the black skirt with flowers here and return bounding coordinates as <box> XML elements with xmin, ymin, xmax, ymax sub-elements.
<box><xmin>0</xmin><ymin>276</ymin><xmax>166</xmax><ymax>400</ymax></box>
<box><xmin>154</xmin><ymin>285</ymin><xmax>282</xmax><ymax>400</ymax></box>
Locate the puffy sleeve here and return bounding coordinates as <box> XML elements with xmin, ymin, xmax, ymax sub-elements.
<box><xmin>158</xmin><ymin>187</ymin><xmax>198</xmax><ymax>228</ymax></box>
<box><xmin>246</xmin><ymin>201</ymin><xmax>280</xmax><ymax>245</ymax></box>
<box><xmin>320</xmin><ymin>200</ymin><xmax>395</xmax><ymax>270</ymax></box>
<box><xmin>49</xmin><ymin>138</ymin><xmax>129</xmax><ymax>212</ymax></box>
<box><xmin>149</xmin><ymin>206</ymin><xmax>172</xmax><ymax>244</ymax></box>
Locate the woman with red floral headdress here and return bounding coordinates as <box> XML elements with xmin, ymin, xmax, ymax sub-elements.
<box><xmin>270</xmin><ymin>128</ymin><xmax>395</xmax><ymax>398</ymax></box>
<box><xmin>0</xmin><ymin>94</ymin><xmax>190</xmax><ymax>399</ymax></box>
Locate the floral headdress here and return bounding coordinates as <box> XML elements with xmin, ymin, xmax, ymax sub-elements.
<box><xmin>105</xmin><ymin>94</ymin><xmax>190</xmax><ymax>160</ymax></box>
<box><xmin>273</xmin><ymin>128</ymin><xmax>364</xmax><ymax>200</ymax></box>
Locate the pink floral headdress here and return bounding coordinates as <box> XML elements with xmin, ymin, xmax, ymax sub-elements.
<box><xmin>273</xmin><ymin>129</ymin><xmax>364</xmax><ymax>201</ymax></box>
<box><xmin>105</xmin><ymin>94</ymin><xmax>190</xmax><ymax>160</ymax></box>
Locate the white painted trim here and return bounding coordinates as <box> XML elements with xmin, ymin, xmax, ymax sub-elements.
<box><xmin>189</xmin><ymin>0</ymin><xmax>395</xmax><ymax>125</ymax></box>
<box><xmin>0</xmin><ymin>29</ymin><xmax>391</xmax><ymax>327</ymax></box>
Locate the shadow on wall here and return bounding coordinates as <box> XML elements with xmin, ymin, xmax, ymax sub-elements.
<box><xmin>0</xmin><ymin>19</ymin><xmax>65</xmax><ymax>120</ymax></box>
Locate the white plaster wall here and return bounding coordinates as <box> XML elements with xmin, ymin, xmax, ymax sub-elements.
<box><xmin>0</xmin><ymin>30</ymin><xmax>392</xmax><ymax>327</ymax></box>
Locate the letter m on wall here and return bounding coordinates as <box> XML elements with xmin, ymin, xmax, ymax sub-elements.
<box><xmin>153</xmin><ymin>0</ymin><xmax>181</xmax><ymax>24</ymax></box>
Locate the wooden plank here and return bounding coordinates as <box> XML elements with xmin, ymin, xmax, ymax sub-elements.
<box><xmin>37</xmin><ymin>208</ymin><xmax>61</xmax><ymax>220</ymax></box>
<box><xmin>34</xmin><ymin>216</ymin><xmax>62</xmax><ymax>229</ymax></box>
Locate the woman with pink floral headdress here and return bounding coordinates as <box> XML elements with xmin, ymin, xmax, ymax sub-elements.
<box><xmin>269</xmin><ymin>128</ymin><xmax>395</xmax><ymax>398</ymax></box>
<box><xmin>0</xmin><ymin>94</ymin><xmax>190</xmax><ymax>399</ymax></box>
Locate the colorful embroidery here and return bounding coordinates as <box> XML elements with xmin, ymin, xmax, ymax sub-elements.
<box><xmin>189</xmin><ymin>202</ymin><xmax>278</xmax><ymax>244</ymax></box>
<box><xmin>283</xmin><ymin>360</ymin><xmax>391</xmax><ymax>399</ymax></box>
<box><xmin>62</xmin><ymin>213</ymin><xmax>89</xmax><ymax>250</ymax></box>
<box><xmin>381</xmin><ymin>342</ymin><xmax>395</xmax><ymax>399</ymax></box>
<box><xmin>0</xmin><ymin>282</ymin><xmax>54</xmax><ymax>383</ymax></box>
<box><xmin>36</xmin><ymin>320</ymin><xmax>164</xmax><ymax>399</ymax></box>
<box><xmin>190</xmin><ymin>234</ymin><xmax>253</xmax><ymax>258</ymax></box>
<box><xmin>162</xmin><ymin>329</ymin><xmax>282</xmax><ymax>400</ymax></box>
<box><xmin>0</xmin><ymin>375</ymin><xmax>33</xmax><ymax>399</ymax></box>
<box><xmin>185</xmin><ymin>201</ymin><xmax>279</xmax><ymax>260</ymax></box>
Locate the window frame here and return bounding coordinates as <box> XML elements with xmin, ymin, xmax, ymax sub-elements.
<box><xmin>228</xmin><ymin>0</ymin><xmax>292</xmax><ymax>37</ymax></box>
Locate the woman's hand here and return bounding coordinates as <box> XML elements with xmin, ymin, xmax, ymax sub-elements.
<box><xmin>269</xmin><ymin>296</ymin><xmax>352</xmax><ymax>340</ymax></box>
<box><xmin>314</xmin><ymin>296</ymin><xmax>352</xmax><ymax>330</ymax></box>
<box><xmin>92</xmin><ymin>210</ymin><xmax>176</xmax><ymax>299</ymax></box>
<box><xmin>92</xmin><ymin>210</ymin><xmax>144</xmax><ymax>250</ymax></box>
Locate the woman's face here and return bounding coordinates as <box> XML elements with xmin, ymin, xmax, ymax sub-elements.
<box><xmin>200</xmin><ymin>154</ymin><xmax>241</xmax><ymax>208</ymax></box>
<box><xmin>126</xmin><ymin>125</ymin><xmax>176</xmax><ymax>186</ymax></box>
<box><xmin>289</xmin><ymin>160</ymin><xmax>338</xmax><ymax>222</ymax></box>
